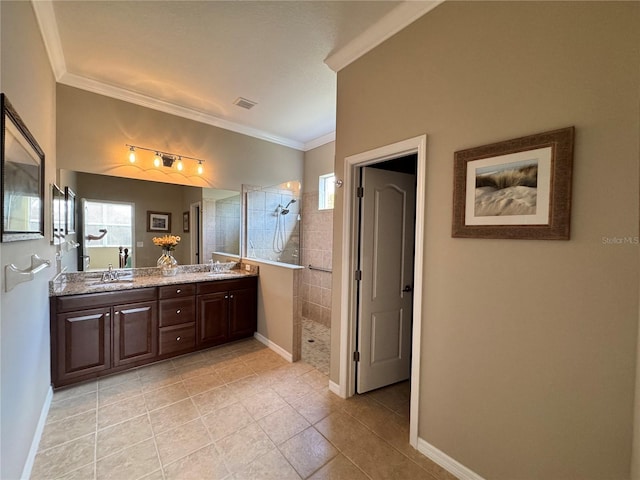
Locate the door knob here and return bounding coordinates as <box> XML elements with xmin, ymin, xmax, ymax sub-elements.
<box><xmin>402</xmin><ymin>285</ymin><xmax>413</xmax><ymax>293</ymax></box>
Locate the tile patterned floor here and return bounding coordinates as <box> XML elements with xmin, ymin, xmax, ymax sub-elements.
<box><xmin>301</xmin><ymin>318</ymin><xmax>330</xmax><ymax>375</ymax></box>
<box><xmin>32</xmin><ymin>338</ymin><xmax>457</xmax><ymax>480</ymax></box>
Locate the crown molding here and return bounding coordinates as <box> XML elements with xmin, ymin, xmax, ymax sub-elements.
<box><xmin>304</xmin><ymin>131</ymin><xmax>336</xmax><ymax>151</ymax></box>
<box><xmin>31</xmin><ymin>0</ymin><xmax>66</xmax><ymax>80</ymax></box>
<box><xmin>324</xmin><ymin>0</ymin><xmax>445</xmax><ymax>72</ymax></box>
<box><xmin>58</xmin><ymin>72</ymin><xmax>304</xmax><ymax>151</ymax></box>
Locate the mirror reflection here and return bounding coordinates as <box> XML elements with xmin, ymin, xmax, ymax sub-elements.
<box><xmin>60</xmin><ymin>170</ymin><xmax>240</xmax><ymax>271</ymax></box>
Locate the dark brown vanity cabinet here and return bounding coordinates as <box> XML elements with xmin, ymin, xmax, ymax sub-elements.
<box><xmin>50</xmin><ymin>275</ymin><xmax>258</xmax><ymax>388</ymax></box>
<box><xmin>197</xmin><ymin>277</ymin><xmax>258</xmax><ymax>348</ymax></box>
<box><xmin>51</xmin><ymin>288</ymin><xmax>157</xmax><ymax>387</ymax></box>
<box><xmin>158</xmin><ymin>284</ymin><xmax>196</xmax><ymax>356</ymax></box>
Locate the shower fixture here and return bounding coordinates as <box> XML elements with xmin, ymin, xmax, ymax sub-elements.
<box><xmin>280</xmin><ymin>198</ymin><xmax>297</xmax><ymax>215</ymax></box>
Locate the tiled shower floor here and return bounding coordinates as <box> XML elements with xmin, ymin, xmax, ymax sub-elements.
<box><xmin>301</xmin><ymin>318</ymin><xmax>330</xmax><ymax>375</ymax></box>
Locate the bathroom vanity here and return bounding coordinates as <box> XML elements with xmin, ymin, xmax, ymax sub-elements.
<box><xmin>49</xmin><ymin>265</ymin><xmax>258</xmax><ymax>388</ymax></box>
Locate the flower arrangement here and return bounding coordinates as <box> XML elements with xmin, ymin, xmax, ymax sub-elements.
<box><xmin>152</xmin><ymin>234</ymin><xmax>181</xmax><ymax>251</ymax></box>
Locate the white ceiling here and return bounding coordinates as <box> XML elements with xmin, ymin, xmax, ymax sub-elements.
<box><xmin>33</xmin><ymin>1</ymin><xmax>442</xmax><ymax>150</ymax></box>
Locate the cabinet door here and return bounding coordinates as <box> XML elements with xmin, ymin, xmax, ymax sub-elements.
<box><xmin>113</xmin><ymin>301</ymin><xmax>158</xmax><ymax>367</ymax></box>
<box><xmin>228</xmin><ymin>287</ymin><xmax>258</xmax><ymax>341</ymax></box>
<box><xmin>57</xmin><ymin>307</ymin><xmax>111</xmax><ymax>382</ymax></box>
<box><xmin>197</xmin><ymin>292</ymin><xmax>229</xmax><ymax>347</ymax></box>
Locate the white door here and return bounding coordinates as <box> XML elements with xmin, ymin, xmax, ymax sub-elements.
<box><xmin>357</xmin><ymin>167</ymin><xmax>416</xmax><ymax>393</ymax></box>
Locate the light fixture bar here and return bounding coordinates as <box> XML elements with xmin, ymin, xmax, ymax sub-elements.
<box><xmin>125</xmin><ymin>144</ymin><xmax>206</xmax><ymax>174</ymax></box>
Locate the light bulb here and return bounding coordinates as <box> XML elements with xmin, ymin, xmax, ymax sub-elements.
<box><xmin>153</xmin><ymin>153</ymin><xmax>161</xmax><ymax>168</ymax></box>
<box><xmin>128</xmin><ymin>146</ymin><xmax>136</xmax><ymax>163</ymax></box>
<box><xmin>176</xmin><ymin>157</ymin><xmax>184</xmax><ymax>171</ymax></box>
<box><xmin>197</xmin><ymin>162</ymin><xmax>203</xmax><ymax>175</ymax></box>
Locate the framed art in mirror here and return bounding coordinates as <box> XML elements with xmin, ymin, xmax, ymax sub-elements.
<box><xmin>52</xmin><ymin>184</ymin><xmax>65</xmax><ymax>245</ymax></box>
<box><xmin>1</xmin><ymin>93</ymin><xmax>45</xmax><ymax>242</ymax></box>
<box><xmin>65</xmin><ymin>186</ymin><xmax>76</xmax><ymax>234</ymax></box>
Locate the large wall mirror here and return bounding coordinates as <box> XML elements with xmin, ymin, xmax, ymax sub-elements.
<box><xmin>59</xmin><ymin>169</ymin><xmax>240</xmax><ymax>271</ymax></box>
<box><xmin>1</xmin><ymin>93</ymin><xmax>45</xmax><ymax>242</ymax></box>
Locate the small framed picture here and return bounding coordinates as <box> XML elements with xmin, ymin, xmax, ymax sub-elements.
<box><xmin>147</xmin><ymin>211</ymin><xmax>171</xmax><ymax>232</ymax></box>
<box><xmin>65</xmin><ymin>186</ymin><xmax>76</xmax><ymax>235</ymax></box>
<box><xmin>183</xmin><ymin>211</ymin><xmax>190</xmax><ymax>233</ymax></box>
<box><xmin>452</xmin><ymin>127</ymin><xmax>574</xmax><ymax>240</ymax></box>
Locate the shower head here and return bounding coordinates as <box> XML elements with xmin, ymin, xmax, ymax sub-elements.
<box><xmin>280</xmin><ymin>198</ymin><xmax>297</xmax><ymax>215</ymax></box>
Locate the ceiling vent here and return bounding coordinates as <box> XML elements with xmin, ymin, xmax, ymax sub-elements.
<box><xmin>233</xmin><ymin>97</ymin><xmax>258</xmax><ymax>110</ymax></box>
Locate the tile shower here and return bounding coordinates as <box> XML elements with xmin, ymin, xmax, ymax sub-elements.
<box><xmin>245</xmin><ymin>182</ymin><xmax>301</xmax><ymax>265</ymax></box>
<box><xmin>243</xmin><ymin>183</ymin><xmax>333</xmax><ymax>373</ymax></box>
<box><xmin>300</xmin><ymin>191</ymin><xmax>333</xmax><ymax>374</ymax></box>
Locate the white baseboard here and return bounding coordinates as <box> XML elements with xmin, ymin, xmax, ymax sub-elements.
<box><xmin>328</xmin><ymin>380</ymin><xmax>344</xmax><ymax>397</ymax></box>
<box><xmin>417</xmin><ymin>438</ymin><xmax>485</xmax><ymax>480</ymax></box>
<box><xmin>254</xmin><ymin>332</ymin><xmax>293</xmax><ymax>362</ymax></box>
<box><xmin>21</xmin><ymin>386</ymin><xmax>53</xmax><ymax>479</ymax></box>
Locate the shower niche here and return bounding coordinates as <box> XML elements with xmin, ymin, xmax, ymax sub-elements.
<box><xmin>244</xmin><ymin>181</ymin><xmax>301</xmax><ymax>265</ymax></box>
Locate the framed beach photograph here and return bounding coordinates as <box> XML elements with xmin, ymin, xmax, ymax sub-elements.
<box><xmin>452</xmin><ymin>127</ymin><xmax>574</xmax><ymax>240</ymax></box>
<box><xmin>182</xmin><ymin>211</ymin><xmax>189</xmax><ymax>232</ymax></box>
<box><xmin>147</xmin><ymin>211</ymin><xmax>171</xmax><ymax>232</ymax></box>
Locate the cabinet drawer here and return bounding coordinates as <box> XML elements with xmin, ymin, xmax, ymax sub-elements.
<box><xmin>159</xmin><ymin>284</ymin><xmax>196</xmax><ymax>299</ymax></box>
<box><xmin>57</xmin><ymin>287</ymin><xmax>157</xmax><ymax>312</ymax></box>
<box><xmin>159</xmin><ymin>297</ymin><xmax>195</xmax><ymax>327</ymax></box>
<box><xmin>196</xmin><ymin>276</ymin><xmax>257</xmax><ymax>295</ymax></box>
<box><xmin>159</xmin><ymin>323</ymin><xmax>195</xmax><ymax>355</ymax></box>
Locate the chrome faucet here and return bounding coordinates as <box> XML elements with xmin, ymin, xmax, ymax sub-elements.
<box><xmin>101</xmin><ymin>264</ymin><xmax>119</xmax><ymax>282</ymax></box>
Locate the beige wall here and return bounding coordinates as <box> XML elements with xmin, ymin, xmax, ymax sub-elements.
<box><xmin>333</xmin><ymin>2</ymin><xmax>639</xmax><ymax>479</ymax></box>
<box><xmin>244</xmin><ymin>260</ymin><xmax>302</xmax><ymax>356</ymax></box>
<box><xmin>57</xmin><ymin>85</ymin><xmax>304</xmax><ymax>192</ymax></box>
<box><xmin>304</xmin><ymin>141</ymin><xmax>335</xmax><ymax>193</ymax></box>
<box><xmin>0</xmin><ymin>2</ymin><xmax>57</xmax><ymax>478</ymax></box>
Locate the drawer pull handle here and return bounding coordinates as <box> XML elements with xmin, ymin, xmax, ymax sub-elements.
<box><xmin>176</xmin><ymin>289</ymin><xmax>181</xmax><ymax>294</ymax></box>
<box><xmin>176</xmin><ymin>309</ymin><xmax>181</xmax><ymax>314</ymax></box>
<box><xmin>176</xmin><ymin>336</ymin><xmax>181</xmax><ymax>341</ymax></box>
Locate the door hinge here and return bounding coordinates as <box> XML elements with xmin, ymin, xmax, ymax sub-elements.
<box><xmin>354</xmin><ymin>270</ymin><xmax>362</xmax><ymax>281</ymax></box>
<box><xmin>356</xmin><ymin>186</ymin><xmax>364</xmax><ymax>198</ymax></box>
<box><xmin>353</xmin><ymin>351</ymin><xmax>360</xmax><ymax>362</ymax></box>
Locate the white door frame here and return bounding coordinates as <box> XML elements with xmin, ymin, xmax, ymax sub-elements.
<box><xmin>338</xmin><ymin>135</ymin><xmax>427</xmax><ymax>448</ymax></box>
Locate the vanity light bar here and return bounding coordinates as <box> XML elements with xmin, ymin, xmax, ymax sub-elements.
<box><xmin>125</xmin><ymin>144</ymin><xmax>205</xmax><ymax>175</ymax></box>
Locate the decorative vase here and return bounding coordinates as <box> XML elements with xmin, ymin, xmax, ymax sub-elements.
<box><xmin>157</xmin><ymin>248</ymin><xmax>178</xmax><ymax>276</ymax></box>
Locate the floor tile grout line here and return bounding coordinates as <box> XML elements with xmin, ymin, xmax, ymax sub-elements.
<box><xmin>338</xmin><ymin>404</ymin><xmax>436</xmax><ymax>477</ymax></box>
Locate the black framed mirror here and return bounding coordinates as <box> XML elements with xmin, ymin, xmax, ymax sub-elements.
<box><xmin>1</xmin><ymin>93</ymin><xmax>45</xmax><ymax>242</ymax></box>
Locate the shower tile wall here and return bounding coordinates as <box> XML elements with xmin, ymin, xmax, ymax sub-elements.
<box><xmin>301</xmin><ymin>192</ymin><xmax>333</xmax><ymax>328</ymax></box>
<box><xmin>202</xmin><ymin>195</ymin><xmax>241</xmax><ymax>260</ymax></box>
<box><xmin>246</xmin><ymin>186</ymin><xmax>300</xmax><ymax>264</ymax></box>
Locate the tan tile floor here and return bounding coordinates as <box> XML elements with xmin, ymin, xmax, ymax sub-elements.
<box><xmin>32</xmin><ymin>339</ymin><xmax>457</xmax><ymax>480</ymax></box>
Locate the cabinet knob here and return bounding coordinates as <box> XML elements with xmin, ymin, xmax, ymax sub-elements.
<box><xmin>114</xmin><ymin>311</ymin><xmax>120</xmax><ymax>315</ymax></box>
<box><xmin>225</xmin><ymin>295</ymin><xmax>228</xmax><ymax>299</ymax></box>
<box><xmin>105</xmin><ymin>313</ymin><xmax>110</xmax><ymax>317</ymax></box>
<box><xmin>230</xmin><ymin>295</ymin><xmax>234</xmax><ymax>299</ymax></box>
<box><xmin>176</xmin><ymin>289</ymin><xmax>181</xmax><ymax>294</ymax></box>
<box><xmin>176</xmin><ymin>336</ymin><xmax>181</xmax><ymax>341</ymax></box>
<box><xmin>176</xmin><ymin>309</ymin><xmax>181</xmax><ymax>314</ymax></box>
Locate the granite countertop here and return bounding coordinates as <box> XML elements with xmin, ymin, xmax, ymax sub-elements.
<box><xmin>50</xmin><ymin>263</ymin><xmax>258</xmax><ymax>297</ymax></box>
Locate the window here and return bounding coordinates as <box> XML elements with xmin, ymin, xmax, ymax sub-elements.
<box><xmin>318</xmin><ymin>173</ymin><xmax>335</xmax><ymax>210</ymax></box>
<box><xmin>84</xmin><ymin>200</ymin><xmax>133</xmax><ymax>247</ymax></box>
